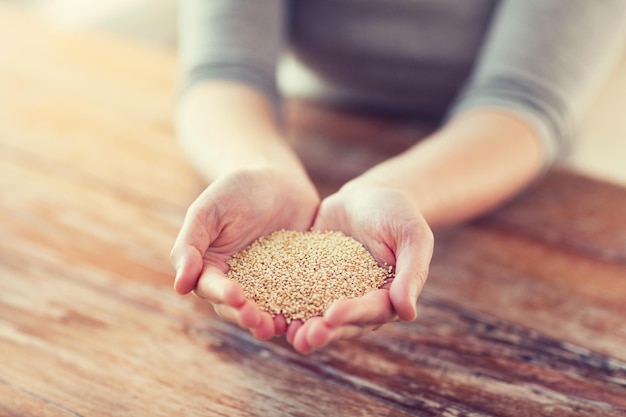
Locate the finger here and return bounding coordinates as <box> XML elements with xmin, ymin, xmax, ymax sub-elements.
<box><xmin>324</xmin><ymin>289</ymin><xmax>396</xmax><ymax>327</ymax></box>
<box><xmin>303</xmin><ymin>317</ymin><xmax>332</xmax><ymax>349</ymax></box>
<box><xmin>170</xmin><ymin>243</ymin><xmax>205</xmax><ymax>295</ymax></box>
<box><xmin>327</xmin><ymin>324</ymin><xmax>372</xmax><ymax>342</ymax></box>
<box><xmin>251</xmin><ymin>312</ymin><xmax>276</xmax><ymax>341</ymax></box>
<box><xmin>286</xmin><ymin>320</ymin><xmax>304</xmax><ymax>345</ymax></box>
<box><xmin>273</xmin><ymin>315</ymin><xmax>288</xmax><ymax>336</ymax></box>
<box><xmin>306</xmin><ymin>323</ymin><xmax>375</xmax><ymax>352</ymax></box>
<box><xmin>195</xmin><ymin>265</ymin><xmax>245</xmax><ymax>307</ymax></box>
<box><xmin>389</xmin><ymin>226</ymin><xmax>434</xmax><ymax>321</ymax></box>
<box><xmin>292</xmin><ymin>324</ymin><xmax>315</xmax><ymax>355</ymax></box>
<box><xmin>171</xmin><ymin>199</ymin><xmax>217</xmax><ymax>294</ymax></box>
<box><xmin>213</xmin><ymin>301</ymin><xmax>262</xmax><ymax>329</ymax></box>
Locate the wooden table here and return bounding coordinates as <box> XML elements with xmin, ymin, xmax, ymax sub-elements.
<box><xmin>1</xmin><ymin>6</ymin><xmax>625</xmax><ymax>416</ymax></box>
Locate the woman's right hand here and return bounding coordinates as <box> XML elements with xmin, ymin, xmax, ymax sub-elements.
<box><xmin>170</xmin><ymin>168</ymin><xmax>319</xmax><ymax>340</ymax></box>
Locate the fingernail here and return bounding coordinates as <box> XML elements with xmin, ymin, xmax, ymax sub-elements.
<box><xmin>173</xmin><ymin>267</ymin><xmax>182</xmax><ymax>288</ymax></box>
<box><xmin>410</xmin><ymin>285</ymin><xmax>419</xmax><ymax>308</ymax></box>
<box><xmin>410</xmin><ymin>301</ymin><xmax>418</xmax><ymax>320</ymax></box>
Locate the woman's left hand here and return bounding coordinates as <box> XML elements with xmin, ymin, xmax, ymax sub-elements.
<box><xmin>287</xmin><ymin>181</ymin><xmax>434</xmax><ymax>354</ymax></box>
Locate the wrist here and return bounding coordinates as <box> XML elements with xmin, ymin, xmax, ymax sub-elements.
<box><xmin>180</xmin><ymin>128</ymin><xmax>308</xmax><ymax>180</ymax></box>
<box><xmin>343</xmin><ymin>109</ymin><xmax>545</xmax><ymax>229</ymax></box>
<box><xmin>338</xmin><ymin>175</ymin><xmax>422</xmax><ymax>214</ymax></box>
<box><xmin>176</xmin><ymin>81</ymin><xmax>303</xmax><ymax>181</ymax></box>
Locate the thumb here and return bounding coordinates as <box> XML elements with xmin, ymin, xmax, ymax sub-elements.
<box><xmin>389</xmin><ymin>225</ymin><xmax>433</xmax><ymax>321</ymax></box>
<box><xmin>170</xmin><ymin>201</ymin><xmax>217</xmax><ymax>294</ymax></box>
<box><xmin>170</xmin><ymin>243</ymin><xmax>205</xmax><ymax>294</ymax></box>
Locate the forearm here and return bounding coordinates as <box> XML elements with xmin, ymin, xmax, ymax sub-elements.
<box><xmin>347</xmin><ymin>109</ymin><xmax>544</xmax><ymax>229</ymax></box>
<box><xmin>175</xmin><ymin>81</ymin><xmax>309</xmax><ymax>182</ymax></box>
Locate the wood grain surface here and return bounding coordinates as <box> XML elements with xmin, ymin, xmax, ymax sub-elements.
<box><xmin>1</xmin><ymin>5</ymin><xmax>625</xmax><ymax>416</ymax></box>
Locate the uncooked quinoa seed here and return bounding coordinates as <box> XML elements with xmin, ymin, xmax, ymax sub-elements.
<box><xmin>226</xmin><ymin>230</ymin><xmax>393</xmax><ymax>323</ymax></box>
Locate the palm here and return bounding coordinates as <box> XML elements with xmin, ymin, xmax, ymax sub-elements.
<box><xmin>199</xmin><ymin>170</ymin><xmax>316</xmax><ymax>282</ymax></box>
<box><xmin>203</xmin><ymin>170</ymin><xmax>317</xmax><ymax>256</ymax></box>
<box><xmin>287</xmin><ymin>184</ymin><xmax>433</xmax><ymax>354</ymax></box>
<box><xmin>171</xmin><ymin>169</ymin><xmax>319</xmax><ymax>339</ymax></box>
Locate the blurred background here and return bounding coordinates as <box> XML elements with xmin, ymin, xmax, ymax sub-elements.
<box><xmin>3</xmin><ymin>0</ymin><xmax>626</xmax><ymax>185</ymax></box>
<box><xmin>3</xmin><ymin>0</ymin><xmax>178</xmax><ymax>46</ymax></box>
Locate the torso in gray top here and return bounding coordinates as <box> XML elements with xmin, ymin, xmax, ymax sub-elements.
<box><xmin>179</xmin><ymin>0</ymin><xmax>626</xmax><ymax>164</ymax></box>
<box><xmin>282</xmin><ymin>0</ymin><xmax>496</xmax><ymax>120</ymax></box>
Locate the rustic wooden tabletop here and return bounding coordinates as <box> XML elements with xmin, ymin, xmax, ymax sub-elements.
<box><xmin>1</xmin><ymin>5</ymin><xmax>625</xmax><ymax>417</ymax></box>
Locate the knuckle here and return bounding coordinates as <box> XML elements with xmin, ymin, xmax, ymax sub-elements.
<box><xmin>415</xmin><ymin>267</ymin><xmax>429</xmax><ymax>287</ymax></box>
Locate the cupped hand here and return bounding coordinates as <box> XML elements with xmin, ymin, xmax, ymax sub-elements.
<box><xmin>287</xmin><ymin>182</ymin><xmax>434</xmax><ymax>354</ymax></box>
<box><xmin>170</xmin><ymin>168</ymin><xmax>319</xmax><ymax>340</ymax></box>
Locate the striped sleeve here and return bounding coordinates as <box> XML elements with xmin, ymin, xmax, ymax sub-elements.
<box><xmin>448</xmin><ymin>0</ymin><xmax>626</xmax><ymax>168</ymax></box>
<box><xmin>178</xmin><ymin>0</ymin><xmax>286</xmax><ymax>107</ymax></box>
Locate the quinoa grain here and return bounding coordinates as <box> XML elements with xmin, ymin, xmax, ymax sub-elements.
<box><xmin>226</xmin><ymin>230</ymin><xmax>393</xmax><ymax>323</ymax></box>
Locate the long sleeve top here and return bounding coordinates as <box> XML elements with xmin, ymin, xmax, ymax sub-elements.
<box><xmin>179</xmin><ymin>0</ymin><xmax>626</xmax><ymax>165</ymax></box>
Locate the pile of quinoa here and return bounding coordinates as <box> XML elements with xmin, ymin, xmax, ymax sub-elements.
<box><xmin>225</xmin><ymin>230</ymin><xmax>393</xmax><ymax>323</ymax></box>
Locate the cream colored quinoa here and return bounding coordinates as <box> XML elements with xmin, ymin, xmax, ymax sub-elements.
<box><xmin>226</xmin><ymin>230</ymin><xmax>393</xmax><ymax>323</ymax></box>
